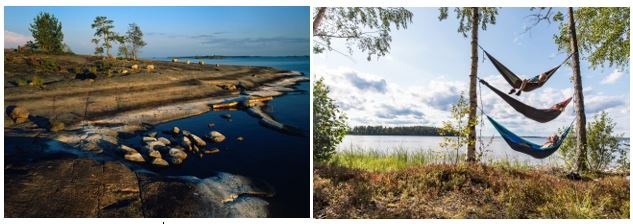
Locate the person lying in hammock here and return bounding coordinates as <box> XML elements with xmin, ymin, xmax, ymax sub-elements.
<box><xmin>541</xmin><ymin>134</ymin><xmax>560</xmax><ymax>149</ymax></box>
<box><xmin>550</xmin><ymin>101</ymin><xmax>568</xmax><ymax>112</ymax></box>
<box><xmin>508</xmin><ymin>72</ymin><xmax>549</xmax><ymax>96</ymax></box>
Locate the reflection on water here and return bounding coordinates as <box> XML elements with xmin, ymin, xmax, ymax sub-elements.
<box><xmin>338</xmin><ymin>135</ymin><xmax>630</xmax><ymax>167</ymax></box>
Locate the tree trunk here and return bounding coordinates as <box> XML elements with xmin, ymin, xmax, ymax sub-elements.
<box><xmin>568</xmin><ymin>7</ymin><xmax>588</xmax><ymax>174</ymax></box>
<box><xmin>105</xmin><ymin>33</ymin><xmax>110</xmax><ymax>57</ymax></box>
<box><xmin>313</xmin><ymin>7</ymin><xmax>327</xmax><ymax>35</ymax></box>
<box><xmin>466</xmin><ymin>7</ymin><xmax>479</xmax><ymax>163</ymax></box>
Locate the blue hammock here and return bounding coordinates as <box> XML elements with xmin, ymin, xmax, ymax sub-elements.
<box><xmin>487</xmin><ymin>115</ymin><xmax>573</xmax><ymax>159</ymax></box>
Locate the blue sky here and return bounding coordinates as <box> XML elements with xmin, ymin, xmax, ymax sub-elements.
<box><xmin>316</xmin><ymin>7</ymin><xmax>630</xmax><ymax>136</ymax></box>
<box><xmin>4</xmin><ymin>6</ymin><xmax>309</xmax><ymax>57</ymax></box>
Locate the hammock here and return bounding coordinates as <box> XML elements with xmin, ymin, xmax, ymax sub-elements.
<box><xmin>483</xmin><ymin>49</ymin><xmax>571</xmax><ymax>95</ymax></box>
<box><xmin>487</xmin><ymin>115</ymin><xmax>573</xmax><ymax>159</ymax></box>
<box><xmin>479</xmin><ymin>79</ymin><xmax>572</xmax><ymax>123</ymax></box>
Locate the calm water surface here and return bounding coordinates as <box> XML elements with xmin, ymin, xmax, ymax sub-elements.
<box><xmin>338</xmin><ymin>135</ymin><xmax>630</xmax><ymax>167</ymax></box>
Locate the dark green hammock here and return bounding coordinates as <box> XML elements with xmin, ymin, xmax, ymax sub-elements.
<box><xmin>483</xmin><ymin>50</ymin><xmax>571</xmax><ymax>95</ymax></box>
<box><xmin>479</xmin><ymin>79</ymin><xmax>572</xmax><ymax>123</ymax></box>
<box><xmin>487</xmin><ymin>115</ymin><xmax>573</xmax><ymax>159</ymax></box>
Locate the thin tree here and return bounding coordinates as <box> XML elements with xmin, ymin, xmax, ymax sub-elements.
<box><xmin>439</xmin><ymin>7</ymin><xmax>498</xmax><ymax>163</ymax></box>
<box><xmin>91</xmin><ymin>16</ymin><xmax>116</xmax><ymax>57</ymax></box>
<box><xmin>29</xmin><ymin>12</ymin><xmax>64</xmax><ymax>54</ymax></box>
<box><xmin>312</xmin><ymin>7</ymin><xmax>413</xmax><ymax>61</ymax></box>
<box><xmin>125</xmin><ymin>23</ymin><xmax>147</xmax><ymax>60</ymax></box>
<box><xmin>528</xmin><ymin>7</ymin><xmax>629</xmax><ymax>174</ymax></box>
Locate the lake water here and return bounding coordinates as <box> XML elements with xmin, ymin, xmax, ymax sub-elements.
<box><xmin>126</xmin><ymin>56</ymin><xmax>310</xmax><ymax>217</ymax></box>
<box><xmin>338</xmin><ymin>135</ymin><xmax>630</xmax><ymax>167</ymax></box>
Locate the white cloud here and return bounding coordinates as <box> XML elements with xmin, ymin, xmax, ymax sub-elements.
<box><xmin>601</xmin><ymin>70</ymin><xmax>624</xmax><ymax>84</ymax></box>
<box><xmin>4</xmin><ymin>30</ymin><xmax>33</xmax><ymax>48</ymax></box>
<box><xmin>316</xmin><ymin>67</ymin><xmax>630</xmax><ymax>136</ymax></box>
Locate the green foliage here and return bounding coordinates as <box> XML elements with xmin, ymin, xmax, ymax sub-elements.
<box><xmin>15</xmin><ymin>78</ymin><xmax>28</xmax><ymax>86</ymax></box>
<box><xmin>29</xmin><ymin>12</ymin><xmax>64</xmax><ymax>54</ymax></box>
<box><xmin>438</xmin><ymin>92</ymin><xmax>476</xmax><ymax>163</ymax></box>
<box><xmin>313</xmin><ymin>7</ymin><xmax>413</xmax><ymax>61</ymax></box>
<box><xmin>348</xmin><ymin>125</ymin><xmax>444</xmax><ymax>136</ymax></box>
<box><xmin>553</xmin><ymin>8</ymin><xmax>630</xmax><ymax>70</ymax></box>
<box><xmin>314</xmin><ymin>77</ymin><xmax>348</xmax><ymax>162</ymax></box>
<box><xmin>30</xmin><ymin>76</ymin><xmax>44</xmax><ymax>86</ymax></box>
<box><xmin>125</xmin><ymin>23</ymin><xmax>147</xmax><ymax>60</ymax></box>
<box><xmin>91</xmin><ymin>16</ymin><xmax>117</xmax><ymax>57</ymax></box>
<box><xmin>438</xmin><ymin>7</ymin><xmax>498</xmax><ymax>37</ymax></box>
<box><xmin>559</xmin><ymin>111</ymin><xmax>626</xmax><ymax>172</ymax></box>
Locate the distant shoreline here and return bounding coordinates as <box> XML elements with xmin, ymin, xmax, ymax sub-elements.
<box><xmin>164</xmin><ymin>55</ymin><xmax>310</xmax><ymax>60</ymax></box>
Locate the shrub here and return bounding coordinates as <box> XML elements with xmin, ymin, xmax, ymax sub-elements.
<box><xmin>30</xmin><ymin>76</ymin><xmax>44</xmax><ymax>86</ymax></box>
<box><xmin>313</xmin><ymin>77</ymin><xmax>348</xmax><ymax>162</ymax></box>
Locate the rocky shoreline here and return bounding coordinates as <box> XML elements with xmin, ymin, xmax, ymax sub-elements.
<box><xmin>4</xmin><ymin>55</ymin><xmax>308</xmax><ymax>217</ymax></box>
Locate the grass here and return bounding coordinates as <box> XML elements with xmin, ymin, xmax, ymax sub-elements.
<box><xmin>315</xmin><ymin>146</ymin><xmax>629</xmax><ymax>218</ymax></box>
<box><xmin>314</xmin><ymin>162</ymin><xmax>630</xmax><ymax>219</ymax></box>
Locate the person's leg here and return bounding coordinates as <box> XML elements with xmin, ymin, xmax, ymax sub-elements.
<box><xmin>517</xmin><ymin>79</ymin><xmax>528</xmax><ymax>96</ymax></box>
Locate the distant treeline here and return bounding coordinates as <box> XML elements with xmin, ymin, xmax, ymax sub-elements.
<box><xmin>348</xmin><ymin>125</ymin><xmax>453</xmax><ymax>136</ymax></box>
<box><xmin>178</xmin><ymin>55</ymin><xmax>309</xmax><ymax>59</ymax></box>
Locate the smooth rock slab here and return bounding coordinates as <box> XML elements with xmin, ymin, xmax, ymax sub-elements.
<box><xmin>4</xmin><ymin>158</ymin><xmax>143</xmax><ymax>217</ymax></box>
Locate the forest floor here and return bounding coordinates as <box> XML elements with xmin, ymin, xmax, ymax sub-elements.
<box><xmin>314</xmin><ymin>162</ymin><xmax>629</xmax><ymax>218</ymax></box>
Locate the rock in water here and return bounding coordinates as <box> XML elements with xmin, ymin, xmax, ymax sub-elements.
<box><xmin>221</xmin><ymin>114</ymin><xmax>231</xmax><ymax>119</ymax></box>
<box><xmin>172</xmin><ymin>126</ymin><xmax>180</xmax><ymax>135</ymax></box>
<box><xmin>148</xmin><ymin>149</ymin><xmax>162</xmax><ymax>158</ymax></box>
<box><xmin>49</xmin><ymin>121</ymin><xmax>65</xmax><ymax>132</ymax></box>
<box><xmin>119</xmin><ymin>145</ymin><xmax>138</xmax><ymax>154</ymax></box>
<box><xmin>8</xmin><ymin>106</ymin><xmax>29</xmax><ymax>124</ymax></box>
<box><xmin>146</xmin><ymin>141</ymin><xmax>166</xmax><ymax>150</ymax></box>
<box><xmin>142</xmin><ymin>137</ymin><xmax>157</xmax><ymax>143</ymax></box>
<box><xmin>147</xmin><ymin>132</ymin><xmax>158</xmax><ymax>138</ymax></box>
<box><xmin>171</xmin><ymin>158</ymin><xmax>183</xmax><ymax>165</ymax></box>
<box><xmin>203</xmin><ymin>148</ymin><xmax>220</xmax><ymax>154</ymax></box>
<box><xmin>124</xmin><ymin>152</ymin><xmax>145</xmax><ymax>163</ymax></box>
<box><xmin>182</xmin><ymin>130</ymin><xmax>191</xmax><ymax>137</ymax></box>
<box><xmin>152</xmin><ymin>158</ymin><xmax>169</xmax><ymax>167</ymax></box>
<box><xmin>209</xmin><ymin>131</ymin><xmax>226</xmax><ymax>143</ymax></box>
<box><xmin>190</xmin><ymin>134</ymin><xmax>206</xmax><ymax>147</ymax></box>
<box><xmin>208</xmin><ymin>123</ymin><xmax>215</xmax><ymax>128</ymax></box>
<box><xmin>169</xmin><ymin>148</ymin><xmax>188</xmax><ymax>160</ymax></box>
<box><xmin>181</xmin><ymin>136</ymin><xmax>192</xmax><ymax>151</ymax></box>
<box><xmin>157</xmin><ymin>137</ymin><xmax>171</xmax><ymax>145</ymax></box>
<box><xmin>236</xmin><ymin>136</ymin><xmax>244</xmax><ymax>141</ymax></box>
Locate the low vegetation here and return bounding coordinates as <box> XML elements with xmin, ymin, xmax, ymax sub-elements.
<box><xmin>314</xmin><ymin>163</ymin><xmax>629</xmax><ymax>218</ymax></box>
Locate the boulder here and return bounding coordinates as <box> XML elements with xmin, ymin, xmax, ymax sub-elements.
<box><xmin>49</xmin><ymin>121</ymin><xmax>65</xmax><ymax>132</ymax></box>
<box><xmin>146</xmin><ymin>141</ymin><xmax>166</xmax><ymax>150</ymax></box>
<box><xmin>209</xmin><ymin>131</ymin><xmax>226</xmax><ymax>143</ymax></box>
<box><xmin>124</xmin><ymin>152</ymin><xmax>145</xmax><ymax>163</ymax></box>
<box><xmin>148</xmin><ymin>149</ymin><xmax>162</xmax><ymax>158</ymax></box>
<box><xmin>121</xmin><ymin>69</ymin><xmax>129</xmax><ymax>74</ymax></box>
<box><xmin>169</xmin><ymin>148</ymin><xmax>188</xmax><ymax>160</ymax></box>
<box><xmin>147</xmin><ymin>132</ymin><xmax>158</xmax><ymax>138</ymax></box>
<box><xmin>193</xmin><ymin>145</ymin><xmax>200</xmax><ymax>153</ymax></box>
<box><xmin>157</xmin><ymin>137</ymin><xmax>171</xmax><ymax>145</ymax></box>
<box><xmin>131</xmin><ymin>64</ymin><xmax>139</xmax><ymax>70</ymax></box>
<box><xmin>199</xmin><ymin>60</ymin><xmax>205</xmax><ymax>65</ymax></box>
<box><xmin>171</xmin><ymin>58</ymin><xmax>179</xmax><ymax>62</ymax></box>
<box><xmin>172</xmin><ymin>126</ymin><xmax>180</xmax><ymax>135</ymax></box>
<box><xmin>182</xmin><ymin>130</ymin><xmax>191</xmax><ymax>137</ymax></box>
<box><xmin>8</xmin><ymin>106</ymin><xmax>29</xmax><ymax>124</ymax></box>
<box><xmin>236</xmin><ymin>136</ymin><xmax>244</xmax><ymax>141</ymax></box>
<box><xmin>190</xmin><ymin>134</ymin><xmax>206</xmax><ymax>147</ymax></box>
<box><xmin>186</xmin><ymin>60</ymin><xmax>191</xmax><ymax>65</ymax></box>
<box><xmin>181</xmin><ymin>136</ymin><xmax>192</xmax><ymax>151</ymax></box>
<box><xmin>171</xmin><ymin>158</ymin><xmax>183</xmax><ymax>165</ymax></box>
<box><xmin>142</xmin><ymin>137</ymin><xmax>157</xmax><ymax>143</ymax></box>
<box><xmin>208</xmin><ymin>123</ymin><xmax>215</xmax><ymax>128</ymax></box>
<box><xmin>119</xmin><ymin>145</ymin><xmax>138</xmax><ymax>154</ymax></box>
<box><xmin>146</xmin><ymin>64</ymin><xmax>155</xmax><ymax>70</ymax></box>
<box><xmin>203</xmin><ymin>148</ymin><xmax>220</xmax><ymax>154</ymax></box>
<box><xmin>151</xmin><ymin>158</ymin><xmax>169</xmax><ymax>167</ymax></box>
